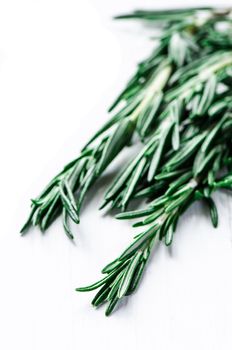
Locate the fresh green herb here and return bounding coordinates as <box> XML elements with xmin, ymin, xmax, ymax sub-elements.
<box><xmin>24</xmin><ymin>7</ymin><xmax>227</xmax><ymax>237</ymax></box>
<box><xmin>75</xmin><ymin>8</ymin><xmax>232</xmax><ymax>315</ymax></box>
<box><xmin>21</xmin><ymin>60</ymin><xmax>172</xmax><ymax>238</ymax></box>
<box><xmin>77</xmin><ymin>113</ymin><xmax>232</xmax><ymax>314</ymax></box>
<box><xmin>21</xmin><ymin>6</ymin><xmax>232</xmax><ymax>315</ymax></box>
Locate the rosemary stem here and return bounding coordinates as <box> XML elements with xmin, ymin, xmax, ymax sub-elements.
<box><xmin>130</xmin><ymin>63</ymin><xmax>172</xmax><ymax>122</ymax></box>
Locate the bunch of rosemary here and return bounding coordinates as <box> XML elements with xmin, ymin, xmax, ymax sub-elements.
<box><xmin>22</xmin><ymin>7</ymin><xmax>232</xmax><ymax>315</ymax></box>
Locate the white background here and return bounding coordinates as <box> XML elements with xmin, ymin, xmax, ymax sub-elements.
<box><xmin>1</xmin><ymin>1</ymin><xmax>232</xmax><ymax>349</ymax></box>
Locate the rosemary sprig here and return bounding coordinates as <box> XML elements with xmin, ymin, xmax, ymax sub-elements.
<box><xmin>22</xmin><ymin>7</ymin><xmax>232</xmax><ymax>237</ymax></box>
<box><xmin>21</xmin><ymin>6</ymin><xmax>232</xmax><ymax>315</ymax></box>
<box><xmin>21</xmin><ymin>58</ymin><xmax>172</xmax><ymax>238</ymax></box>
<box><xmin>22</xmin><ymin>6</ymin><xmax>212</xmax><ymax>237</ymax></box>
<box><xmin>76</xmin><ymin>177</ymin><xmax>208</xmax><ymax>315</ymax></box>
<box><xmin>77</xmin><ymin>110</ymin><xmax>232</xmax><ymax>315</ymax></box>
<box><xmin>115</xmin><ymin>8</ymin><xmax>213</xmax><ymax>22</ymax></box>
<box><xmin>76</xmin><ymin>7</ymin><xmax>232</xmax><ymax>311</ymax></box>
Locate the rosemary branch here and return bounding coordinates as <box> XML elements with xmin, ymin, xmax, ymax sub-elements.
<box><xmin>22</xmin><ymin>6</ymin><xmax>211</xmax><ymax>237</ymax></box>
<box><xmin>76</xmin><ymin>68</ymin><xmax>232</xmax><ymax>315</ymax></box>
<box><xmin>77</xmin><ymin>139</ymin><xmax>232</xmax><ymax>315</ymax></box>
<box><xmin>21</xmin><ymin>5</ymin><xmax>232</xmax><ymax>316</ymax></box>
<box><xmin>21</xmin><ymin>59</ymin><xmax>172</xmax><ymax>238</ymax></box>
